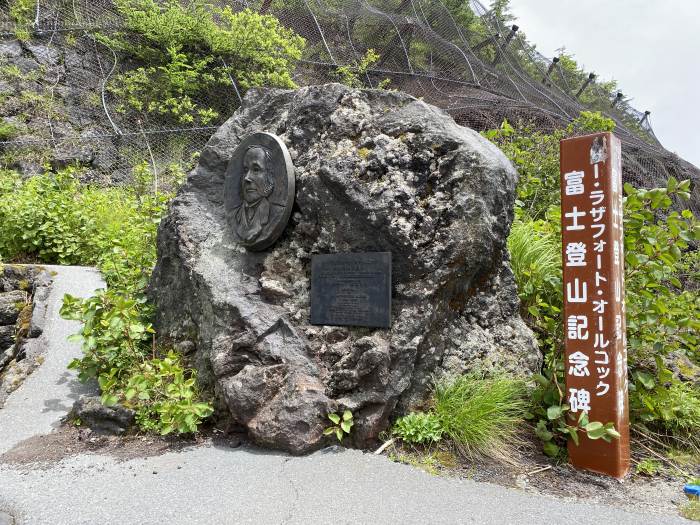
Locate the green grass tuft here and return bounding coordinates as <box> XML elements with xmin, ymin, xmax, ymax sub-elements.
<box><xmin>507</xmin><ymin>219</ymin><xmax>561</xmax><ymax>310</ymax></box>
<box><xmin>433</xmin><ymin>374</ymin><xmax>528</xmax><ymax>461</ymax></box>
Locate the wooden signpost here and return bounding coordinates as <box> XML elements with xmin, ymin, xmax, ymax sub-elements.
<box><xmin>560</xmin><ymin>132</ymin><xmax>630</xmax><ymax>478</ymax></box>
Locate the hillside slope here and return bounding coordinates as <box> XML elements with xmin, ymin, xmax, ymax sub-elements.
<box><xmin>0</xmin><ymin>0</ymin><xmax>697</xmax><ymax>212</ymax></box>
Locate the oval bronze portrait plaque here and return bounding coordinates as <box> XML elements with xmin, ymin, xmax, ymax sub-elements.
<box><xmin>224</xmin><ymin>132</ymin><xmax>295</xmax><ymax>251</ymax></box>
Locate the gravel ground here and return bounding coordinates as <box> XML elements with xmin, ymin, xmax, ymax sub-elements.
<box><xmin>0</xmin><ymin>266</ymin><xmax>691</xmax><ymax>525</ymax></box>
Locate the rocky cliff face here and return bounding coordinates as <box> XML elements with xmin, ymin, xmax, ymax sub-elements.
<box><xmin>149</xmin><ymin>83</ymin><xmax>541</xmax><ymax>454</ymax></box>
<box><xmin>0</xmin><ymin>35</ymin><xmax>121</xmax><ymax>179</ymax></box>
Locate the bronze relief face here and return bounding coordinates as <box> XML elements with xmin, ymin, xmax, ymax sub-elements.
<box><xmin>224</xmin><ymin>132</ymin><xmax>295</xmax><ymax>251</ymax></box>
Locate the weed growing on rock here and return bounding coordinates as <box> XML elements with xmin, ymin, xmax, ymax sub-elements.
<box><xmin>324</xmin><ymin>410</ymin><xmax>354</xmax><ymax>442</ymax></box>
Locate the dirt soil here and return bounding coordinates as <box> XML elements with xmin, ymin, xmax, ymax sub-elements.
<box><xmin>0</xmin><ymin>424</ymin><xmax>245</xmax><ymax>468</ymax></box>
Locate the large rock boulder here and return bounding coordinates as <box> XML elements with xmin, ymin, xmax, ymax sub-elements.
<box><xmin>149</xmin><ymin>84</ymin><xmax>540</xmax><ymax>454</ymax></box>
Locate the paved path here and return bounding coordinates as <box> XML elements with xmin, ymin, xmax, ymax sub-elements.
<box><xmin>0</xmin><ymin>266</ymin><xmax>104</xmax><ymax>455</ymax></box>
<box><xmin>0</xmin><ymin>267</ymin><xmax>690</xmax><ymax>525</ymax></box>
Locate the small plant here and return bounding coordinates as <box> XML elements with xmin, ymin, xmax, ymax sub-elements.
<box><xmin>0</xmin><ymin>119</ymin><xmax>19</xmax><ymax>140</ymax></box>
<box><xmin>324</xmin><ymin>410</ymin><xmax>354</xmax><ymax>441</ymax></box>
<box><xmin>336</xmin><ymin>49</ymin><xmax>390</xmax><ymax>89</ymax></box>
<box><xmin>123</xmin><ymin>352</ymin><xmax>213</xmax><ymax>435</ymax></box>
<box><xmin>432</xmin><ymin>373</ymin><xmax>528</xmax><ymax>460</ymax></box>
<box><xmin>393</xmin><ymin>411</ymin><xmax>443</xmax><ymax>445</ymax></box>
<box><xmin>531</xmin><ymin>371</ymin><xmax>621</xmax><ymax>458</ymax></box>
<box><xmin>9</xmin><ymin>0</ymin><xmax>37</xmax><ymax>41</ymax></box>
<box><xmin>635</xmin><ymin>458</ymin><xmax>661</xmax><ymax>476</ymax></box>
<box><xmin>336</xmin><ymin>49</ymin><xmax>379</xmax><ymax>88</ymax></box>
<box><xmin>388</xmin><ymin>450</ymin><xmax>442</xmax><ymax>476</ymax></box>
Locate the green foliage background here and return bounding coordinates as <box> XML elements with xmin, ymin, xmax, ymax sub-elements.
<box><xmin>0</xmin><ymin>166</ymin><xmax>212</xmax><ymax>435</ymax></box>
<box><xmin>101</xmin><ymin>1</ymin><xmax>305</xmax><ymax>125</ymax></box>
<box><xmin>0</xmin><ymin>0</ymin><xmax>310</xmax><ymax>436</ymax></box>
<box><xmin>486</xmin><ymin>114</ymin><xmax>700</xmax><ymax>459</ymax></box>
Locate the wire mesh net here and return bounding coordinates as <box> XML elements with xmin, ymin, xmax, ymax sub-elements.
<box><xmin>0</xmin><ymin>0</ymin><xmax>697</xmax><ymax>213</ymax></box>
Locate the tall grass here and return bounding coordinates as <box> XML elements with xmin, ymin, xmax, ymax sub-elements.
<box><xmin>433</xmin><ymin>374</ymin><xmax>528</xmax><ymax>461</ymax></box>
<box><xmin>507</xmin><ymin>219</ymin><xmax>562</xmax><ymax>310</ymax></box>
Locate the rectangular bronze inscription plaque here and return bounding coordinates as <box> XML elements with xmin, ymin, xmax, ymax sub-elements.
<box><xmin>310</xmin><ymin>252</ymin><xmax>391</xmax><ymax>328</ymax></box>
<box><xmin>561</xmin><ymin>132</ymin><xmax>630</xmax><ymax>478</ymax></box>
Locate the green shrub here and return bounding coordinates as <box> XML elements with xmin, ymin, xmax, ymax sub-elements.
<box><xmin>0</xmin><ymin>167</ymin><xmax>163</xmax><ymax>269</ymax></box>
<box><xmin>62</xmin><ymin>290</ymin><xmax>153</xmax><ymax>381</ymax></box>
<box><xmin>631</xmin><ymin>360</ymin><xmax>700</xmax><ymax>440</ymax></box>
<box><xmin>484</xmin><ymin>112</ymin><xmax>615</xmax><ymax>220</ymax></box>
<box><xmin>0</xmin><ymin>167</ymin><xmax>212</xmax><ymax>435</ymax></box>
<box><xmin>0</xmin><ymin>119</ymin><xmax>20</xmax><ymax>140</ymax></box>
<box><xmin>393</xmin><ymin>412</ymin><xmax>444</xmax><ymax>445</ymax></box>
<box><xmin>113</xmin><ymin>351</ymin><xmax>212</xmax><ymax>435</ymax></box>
<box><xmin>623</xmin><ymin>180</ymin><xmax>700</xmax><ymax>365</ymax></box>
<box><xmin>432</xmin><ymin>374</ymin><xmax>528</xmax><ymax>460</ymax></box>
<box><xmin>9</xmin><ymin>0</ymin><xmax>36</xmax><ymax>41</ymax></box>
<box><xmin>103</xmin><ymin>2</ymin><xmax>305</xmax><ymax>125</ymax></box>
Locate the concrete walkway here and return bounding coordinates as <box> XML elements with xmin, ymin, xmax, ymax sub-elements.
<box><xmin>0</xmin><ymin>266</ymin><xmax>103</xmax><ymax>455</ymax></box>
<box><xmin>0</xmin><ymin>267</ymin><xmax>690</xmax><ymax>525</ymax></box>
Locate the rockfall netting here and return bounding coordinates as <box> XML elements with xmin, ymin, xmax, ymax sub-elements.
<box><xmin>0</xmin><ymin>0</ymin><xmax>697</xmax><ymax>212</ymax></box>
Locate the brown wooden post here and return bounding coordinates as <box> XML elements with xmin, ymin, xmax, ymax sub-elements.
<box><xmin>560</xmin><ymin>132</ymin><xmax>630</xmax><ymax>478</ymax></box>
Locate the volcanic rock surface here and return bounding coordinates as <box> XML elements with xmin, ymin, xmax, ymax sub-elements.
<box><xmin>149</xmin><ymin>83</ymin><xmax>541</xmax><ymax>454</ymax></box>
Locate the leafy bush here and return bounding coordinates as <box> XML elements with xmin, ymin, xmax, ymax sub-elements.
<box><xmin>9</xmin><ymin>0</ymin><xmax>36</xmax><ymax>41</ymax></box>
<box><xmin>0</xmin><ymin>167</ymin><xmax>157</xmax><ymax>266</ymax></box>
<box><xmin>103</xmin><ymin>2</ymin><xmax>305</xmax><ymax>125</ymax></box>
<box><xmin>631</xmin><ymin>360</ymin><xmax>700</xmax><ymax>439</ymax></box>
<box><xmin>114</xmin><ymin>351</ymin><xmax>212</xmax><ymax>435</ymax></box>
<box><xmin>0</xmin><ymin>166</ymin><xmax>212</xmax><ymax>435</ymax></box>
<box><xmin>432</xmin><ymin>374</ymin><xmax>528</xmax><ymax>460</ymax></box>
<box><xmin>393</xmin><ymin>412</ymin><xmax>444</xmax><ymax>445</ymax></box>
<box><xmin>623</xmin><ymin>180</ymin><xmax>700</xmax><ymax>364</ymax></box>
<box><xmin>484</xmin><ymin>112</ymin><xmax>615</xmax><ymax>220</ymax></box>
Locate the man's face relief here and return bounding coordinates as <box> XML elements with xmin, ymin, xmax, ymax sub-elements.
<box><xmin>242</xmin><ymin>147</ymin><xmax>269</xmax><ymax>204</ymax></box>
